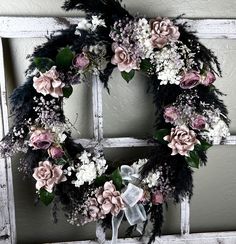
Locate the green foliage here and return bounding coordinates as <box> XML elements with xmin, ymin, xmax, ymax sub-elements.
<box><xmin>185</xmin><ymin>151</ymin><xmax>200</xmax><ymax>168</ymax></box>
<box><xmin>56</xmin><ymin>47</ymin><xmax>75</xmax><ymax>70</ymax></box>
<box><xmin>140</xmin><ymin>59</ymin><xmax>152</xmax><ymax>72</ymax></box>
<box><xmin>111</xmin><ymin>169</ymin><xmax>123</xmax><ymax>190</ymax></box>
<box><xmin>94</xmin><ymin>175</ymin><xmax>109</xmax><ymax>187</ymax></box>
<box><xmin>34</xmin><ymin>57</ymin><xmax>55</xmax><ymax>72</ymax></box>
<box><xmin>198</xmin><ymin>140</ymin><xmax>212</xmax><ymax>151</ymax></box>
<box><xmin>63</xmin><ymin>85</ymin><xmax>73</xmax><ymax>98</ymax></box>
<box><xmin>121</xmin><ymin>70</ymin><xmax>135</xmax><ymax>82</ymax></box>
<box><xmin>39</xmin><ymin>189</ymin><xmax>54</xmax><ymax>206</ymax></box>
<box><xmin>153</xmin><ymin>129</ymin><xmax>170</xmax><ymax>144</ymax></box>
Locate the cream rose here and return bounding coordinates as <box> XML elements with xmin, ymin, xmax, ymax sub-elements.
<box><xmin>33</xmin><ymin>66</ymin><xmax>65</xmax><ymax>98</ymax></box>
<box><xmin>33</xmin><ymin>161</ymin><xmax>67</xmax><ymax>193</ymax></box>
<box><xmin>164</xmin><ymin>125</ymin><xmax>200</xmax><ymax>156</ymax></box>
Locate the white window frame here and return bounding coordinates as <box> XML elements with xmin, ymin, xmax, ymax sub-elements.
<box><xmin>0</xmin><ymin>17</ymin><xmax>236</xmax><ymax>244</ymax></box>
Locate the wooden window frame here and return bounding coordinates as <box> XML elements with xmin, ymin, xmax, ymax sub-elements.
<box><xmin>0</xmin><ymin>17</ymin><xmax>236</xmax><ymax>244</ymax></box>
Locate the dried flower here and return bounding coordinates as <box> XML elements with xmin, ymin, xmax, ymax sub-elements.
<box><xmin>191</xmin><ymin>115</ymin><xmax>207</xmax><ymax>130</ymax></box>
<box><xmin>48</xmin><ymin>145</ymin><xmax>64</xmax><ymax>159</ymax></box>
<box><xmin>164</xmin><ymin>125</ymin><xmax>200</xmax><ymax>156</ymax></box>
<box><xmin>201</xmin><ymin>71</ymin><xmax>216</xmax><ymax>86</ymax></box>
<box><xmin>33</xmin><ymin>66</ymin><xmax>65</xmax><ymax>98</ymax></box>
<box><xmin>73</xmin><ymin>53</ymin><xmax>90</xmax><ymax>70</ymax></box>
<box><xmin>180</xmin><ymin>70</ymin><xmax>201</xmax><ymax>89</ymax></box>
<box><xmin>164</xmin><ymin>106</ymin><xmax>179</xmax><ymax>123</ymax></box>
<box><xmin>29</xmin><ymin>129</ymin><xmax>54</xmax><ymax>150</ymax></box>
<box><xmin>33</xmin><ymin>161</ymin><xmax>66</xmax><ymax>192</ymax></box>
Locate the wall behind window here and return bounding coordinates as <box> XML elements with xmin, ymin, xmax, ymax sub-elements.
<box><xmin>0</xmin><ymin>0</ymin><xmax>236</xmax><ymax>243</ymax></box>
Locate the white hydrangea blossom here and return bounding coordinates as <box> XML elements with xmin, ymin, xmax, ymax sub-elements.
<box><xmin>133</xmin><ymin>18</ymin><xmax>153</xmax><ymax>58</ymax></box>
<box><xmin>131</xmin><ymin>158</ymin><xmax>160</xmax><ymax>188</ymax></box>
<box><xmin>65</xmin><ymin>151</ymin><xmax>107</xmax><ymax>188</ymax></box>
<box><xmin>150</xmin><ymin>42</ymin><xmax>195</xmax><ymax>85</ymax></box>
<box><xmin>202</xmin><ymin>118</ymin><xmax>230</xmax><ymax>144</ymax></box>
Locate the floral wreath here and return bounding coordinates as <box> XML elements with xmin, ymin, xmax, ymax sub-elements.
<box><xmin>0</xmin><ymin>0</ymin><xmax>230</xmax><ymax>243</ymax></box>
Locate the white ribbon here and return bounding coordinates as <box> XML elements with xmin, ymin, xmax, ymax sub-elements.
<box><xmin>111</xmin><ymin>165</ymin><xmax>147</xmax><ymax>244</ymax></box>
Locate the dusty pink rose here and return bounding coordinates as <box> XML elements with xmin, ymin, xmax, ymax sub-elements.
<box><xmin>73</xmin><ymin>52</ymin><xmax>90</xmax><ymax>70</ymax></box>
<box><xmin>164</xmin><ymin>125</ymin><xmax>200</xmax><ymax>156</ymax></box>
<box><xmin>150</xmin><ymin>17</ymin><xmax>180</xmax><ymax>49</ymax></box>
<box><xmin>180</xmin><ymin>70</ymin><xmax>201</xmax><ymax>89</ymax></box>
<box><xmin>96</xmin><ymin>181</ymin><xmax>124</xmax><ymax>216</ymax></box>
<box><xmin>164</xmin><ymin>106</ymin><xmax>179</xmax><ymax>123</ymax></box>
<box><xmin>152</xmin><ymin>191</ymin><xmax>164</xmax><ymax>205</ymax></box>
<box><xmin>86</xmin><ymin>197</ymin><xmax>106</xmax><ymax>220</ymax></box>
<box><xmin>48</xmin><ymin>145</ymin><xmax>64</xmax><ymax>159</ymax></box>
<box><xmin>191</xmin><ymin>115</ymin><xmax>207</xmax><ymax>130</ymax></box>
<box><xmin>29</xmin><ymin>129</ymin><xmax>54</xmax><ymax>150</ymax></box>
<box><xmin>200</xmin><ymin>71</ymin><xmax>216</xmax><ymax>86</ymax></box>
<box><xmin>111</xmin><ymin>44</ymin><xmax>138</xmax><ymax>72</ymax></box>
<box><xmin>33</xmin><ymin>161</ymin><xmax>67</xmax><ymax>192</ymax></box>
<box><xmin>33</xmin><ymin>66</ymin><xmax>65</xmax><ymax>98</ymax></box>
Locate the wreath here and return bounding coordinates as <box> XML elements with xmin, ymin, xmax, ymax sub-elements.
<box><xmin>0</xmin><ymin>0</ymin><xmax>230</xmax><ymax>243</ymax></box>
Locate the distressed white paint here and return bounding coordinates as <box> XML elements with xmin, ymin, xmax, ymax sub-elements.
<box><xmin>45</xmin><ymin>231</ymin><xmax>236</xmax><ymax>244</ymax></box>
<box><xmin>0</xmin><ymin>17</ymin><xmax>236</xmax><ymax>39</ymax></box>
<box><xmin>0</xmin><ymin>38</ymin><xmax>16</xmax><ymax>243</ymax></box>
<box><xmin>0</xmin><ymin>16</ymin><xmax>235</xmax><ymax>244</ymax></box>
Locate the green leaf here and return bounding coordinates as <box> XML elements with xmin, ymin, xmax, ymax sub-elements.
<box><xmin>199</xmin><ymin>140</ymin><xmax>212</xmax><ymax>151</ymax></box>
<box><xmin>34</xmin><ymin>57</ymin><xmax>55</xmax><ymax>72</ymax></box>
<box><xmin>153</xmin><ymin>129</ymin><xmax>170</xmax><ymax>144</ymax></box>
<box><xmin>140</xmin><ymin>59</ymin><xmax>152</xmax><ymax>72</ymax></box>
<box><xmin>185</xmin><ymin>151</ymin><xmax>200</xmax><ymax>168</ymax></box>
<box><xmin>55</xmin><ymin>158</ymin><xmax>67</xmax><ymax>165</ymax></box>
<box><xmin>56</xmin><ymin>47</ymin><xmax>75</xmax><ymax>70</ymax></box>
<box><xmin>94</xmin><ymin>175</ymin><xmax>109</xmax><ymax>187</ymax></box>
<box><xmin>111</xmin><ymin>169</ymin><xmax>123</xmax><ymax>190</ymax></box>
<box><xmin>39</xmin><ymin>189</ymin><xmax>54</xmax><ymax>206</ymax></box>
<box><xmin>121</xmin><ymin>70</ymin><xmax>135</xmax><ymax>83</ymax></box>
<box><xmin>63</xmin><ymin>86</ymin><xmax>73</xmax><ymax>98</ymax></box>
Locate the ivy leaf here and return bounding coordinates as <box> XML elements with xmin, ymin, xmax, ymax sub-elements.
<box><xmin>153</xmin><ymin>129</ymin><xmax>170</xmax><ymax>144</ymax></box>
<box><xmin>140</xmin><ymin>59</ymin><xmax>152</xmax><ymax>72</ymax></box>
<box><xmin>63</xmin><ymin>86</ymin><xmax>73</xmax><ymax>98</ymax></box>
<box><xmin>94</xmin><ymin>175</ymin><xmax>109</xmax><ymax>187</ymax></box>
<box><xmin>39</xmin><ymin>189</ymin><xmax>54</xmax><ymax>206</ymax></box>
<box><xmin>34</xmin><ymin>57</ymin><xmax>55</xmax><ymax>72</ymax></box>
<box><xmin>111</xmin><ymin>169</ymin><xmax>123</xmax><ymax>190</ymax></box>
<box><xmin>56</xmin><ymin>47</ymin><xmax>75</xmax><ymax>70</ymax></box>
<box><xmin>121</xmin><ymin>70</ymin><xmax>135</xmax><ymax>83</ymax></box>
<box><xmin>185</xmin><ymin>151</ymin><xmax>200</xmax><ymax>168</ymax></box>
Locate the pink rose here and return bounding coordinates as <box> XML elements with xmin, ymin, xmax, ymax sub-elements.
<box><xmin>33</xmin><ymin>66</ymin><xmax>65</xmax><ymax>98</ymax></box>
<box><xmin>150</xmin><ymin>17</ymin><xmax>180</xmax><ymax>49</ymax></box>
<box><xmin>152</xmin><ymin>191</ymin><xmax>164</xmax><ymax>205</ymax></box>
<box><xmin>111</xmin><ymin>44</ymin><xmax>138</xmax><ymax>72</ymax></box>
<box><xmin>29</xmin><ymin>129</ymin><xmax>54</xmax><ymax>150</ymax></box>
<box><xmin>48</xmin><ymin>145</ymin><xmax>64</xmax><ymax>159</ymax></box>
<box><xmin>164</xmin><ymin>106</ymin><xmax>179</xmax><ymax>123</ymax></box>
<box><xmin>200</xmin><ymin>71</ymin><xmax>216</xmax><ymax>86</ymax></box>
<box><xmin>87</xmin><ymin>197</ymin><xmax>106</xmax><ymax>220</ymax></box>
<box><xmin>164</xmin><ymin>125</ymin><xmax>200</xmax><ymax>156</ymax></box>
<box><xmin>73</xmin><ymin>52</ymin><xmax>90</xmax><ymax>70</ymax></box>
<box><xmin>96</xmin><ymin>181</ymin><xmax>124</xmax><ymax>216</ymax></box>
<box><xmin>191</xmin><ymin>115</ymin><xmax>207</xmax><ymax>130</ymax></box>
<box><xmin>33</xmin><ymin>161</ymin><xmax>67</xmax><ymax>192</ymax></box>
<box><xmin>180</xmin><ymin>70</ymin><xmax>201</xmax><ymax>89</ymax></box>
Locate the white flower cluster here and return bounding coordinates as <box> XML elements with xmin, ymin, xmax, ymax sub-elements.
<box><xmin>133</xmin><ymin>18</ymin><xmax>153</xmax><ymax>59</ymax></box>
<box><xmin>131</xmin><ymin>159</ymin><xmax>160</xmax><ymax>188</ymax></box>
<box><xmin>202</xmin><ymin>118</ymin><xmax>230</xmax><ymax>144</ymax></box>
<box><xmin>65</xmin><ymin>151</ymin><xmax>107</xmax><ymax>188</ymax></box>
<box><xmin>150</xmin><ymin>42</ymin><xmax>195</xmax><ymax>85</ymax></box>
<box><xmin>75</xmin><ymin>16</ymin><xmax>106</xmax><ymax>35</ymax></box>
